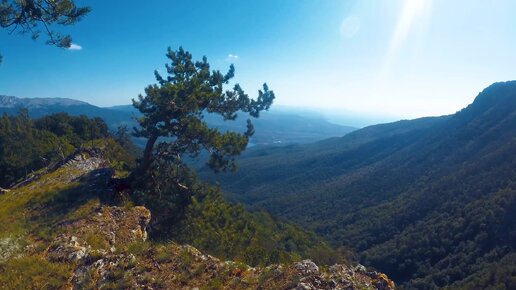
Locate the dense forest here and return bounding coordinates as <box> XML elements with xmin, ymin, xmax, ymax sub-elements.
<box><xmin>152</xmin><ymin>183</ymin><xmax>341</xmax><ymax>266</ymax></box>
<box><xmin>0</xmin><ymin>110</ymin><xmax>109</xmax><ymax>187</ymax></box>
<box><xmin>201</xmin><ymin>81</ymin><xmax>516</xmax><ymax>289</ymax></box>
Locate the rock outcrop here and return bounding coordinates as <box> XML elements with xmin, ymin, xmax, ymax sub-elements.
<box><xmin>47</xmin><ymin>206</ymin><xmax>151</xmax><ymax>261</ymax></box>
<box><xmin>39</xmin><ymin>202</ymin><xmax>395</xmax><ymax>289</ymax></box>
<box><xmin>287</xmin><ymin>260</ymin><xmax>394</xmax><ymax>290</ymax></box>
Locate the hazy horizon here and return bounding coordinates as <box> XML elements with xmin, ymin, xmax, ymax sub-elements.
<box><xmin>0</xmin><ymin>93</ymin><xmax>426</xmax><ymax>128</ymax></box>
<box><xmin>2</xmin><ymin>0</ymin><xmax>515</xmax><ymax>121</ymax></box>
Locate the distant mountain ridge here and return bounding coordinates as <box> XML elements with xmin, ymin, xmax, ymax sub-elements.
<box><xmin>0</xmin><ymin>95</ymin><xmax>134</xmax><ymax>128</ymax></box>
<box><xmin>0</xmin><ymin>96</ymin><xmax>356</xmax><ymax>145</ymax></box>
<box><xmin>201</xmin><ymin>81</ymin><xmax>516</xmax><ymax>289</ymax></box>
<box><xmin>0</xmin><ymin>95</ymin><xmax>88</xmax><ymax>108</ymax></box>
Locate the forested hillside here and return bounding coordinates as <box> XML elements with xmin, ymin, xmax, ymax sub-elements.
<box><xmin>201</xmin><ymin>81</ymin><xmax>516</xmax><ymax>289</ymax></box>
<box><xmin>0</xmin><ymin>110</ymin><xmax>111</xmax><ymax>187</ymax></box>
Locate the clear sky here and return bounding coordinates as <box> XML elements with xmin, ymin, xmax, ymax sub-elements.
<box><xmin>1</xmin><ymin>0</ymin><xmax>515</xmax><ymax>120</ymax></box>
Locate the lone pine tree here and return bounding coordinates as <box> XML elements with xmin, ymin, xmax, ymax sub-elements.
<box><xmin>131</xmin><ymin>47</ymin><xmax>275</xmax><ymax>187</ymax></box>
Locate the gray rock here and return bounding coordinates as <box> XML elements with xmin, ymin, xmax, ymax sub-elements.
<box><xmin>294</xmin><ymin>259</ymin><xmax>320</xmax><ymax>276</ymax></box>
<box><xmin>354</xmin><ymin>264</ymin><xmax>367</xmax><ymax>273</ymax></box>
<box><xmin>47</xmin><ymin>234</ymin><xmax>88</xmax><ymax>262</ymax></box>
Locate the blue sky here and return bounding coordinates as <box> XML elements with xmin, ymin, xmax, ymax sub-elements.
<box><xmin>1</xmin><ymin>0</ymin><xmax>515</xmax><ymax>121</ymax></box>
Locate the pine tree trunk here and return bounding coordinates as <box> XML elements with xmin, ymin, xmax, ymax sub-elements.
<box><xmin>129</xmin><ymin>134</ymin><xmax>158</xmax><ymax>182</ymax></box>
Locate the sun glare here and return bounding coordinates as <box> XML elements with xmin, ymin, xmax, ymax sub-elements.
<box><xmin>378</xmin><ymin>0</ymin><xmax>433</xmax><ymax>80</ymax></box>
<box><xmin>390</xmin><ymin>0</ymin><xmax>433</xmax><ymax>51</ymax></box>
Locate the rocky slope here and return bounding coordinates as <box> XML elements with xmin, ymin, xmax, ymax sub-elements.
<box><xmin>0</xmin><ymin>149</ymin><xmax>393</xmax><ymax>289</ymax></box>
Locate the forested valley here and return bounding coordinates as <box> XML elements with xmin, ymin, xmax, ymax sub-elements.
<box><xmin>201</xmin><ymin>81</ymin><xmax>516</xmax><ymax>289</ymax></box>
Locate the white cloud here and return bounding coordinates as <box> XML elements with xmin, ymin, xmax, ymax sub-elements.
<box><xmin>226</xmin><ymin>54</ymin><xmax>239</xmax><ymax>61</ymax></box>
<box><xmin>68</xmin><ymin>43</ymin><xmax>83</xmax><ymax>51</ymax></box>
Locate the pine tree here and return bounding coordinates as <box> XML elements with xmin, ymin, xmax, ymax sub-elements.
<box><xmin>131</xmin><ymin>47</ymin><xmax>275</xmax><ymax>186</ymax></box>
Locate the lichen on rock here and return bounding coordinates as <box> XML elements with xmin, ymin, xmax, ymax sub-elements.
<box><xmin>0</xmin><ymin>235</ymin><xmax>22</xmax><ymax>262</ymax></box>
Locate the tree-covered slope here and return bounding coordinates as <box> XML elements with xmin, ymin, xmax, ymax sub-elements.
<box><xmin>201</xmin><ymin>81</ymin><xmax>516</xmax><ymax>289</ymax></box>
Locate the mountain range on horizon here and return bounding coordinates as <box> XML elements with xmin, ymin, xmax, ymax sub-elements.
<box><xmin>200</xmin><ymin>81</ymin><xmax>516</xmax><ymax>289</ymax></box>
<box><xmin>0</xmin><ymin>95</ymin><xmax>356</xmax><ymax>146</ymax></box>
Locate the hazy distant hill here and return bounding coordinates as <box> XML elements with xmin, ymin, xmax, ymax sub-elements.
<box><xmin>0</xmin><ymin>95</ymin><xmax>135</xmax><ymax>128</ymax></box>
<box><xmin>201</xmin><ymin>81</ymin><xmax>516</xmax><ymax>289</ymax></box>
<box><xmin>108</xmin><ymin>104</ymin><xmax>356</xmax><ymax>145</ymax></box>
<box><xmin>0</xmin><ymin>96</ymin><xmax>356</xmax><ymax>145</ymax></box>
